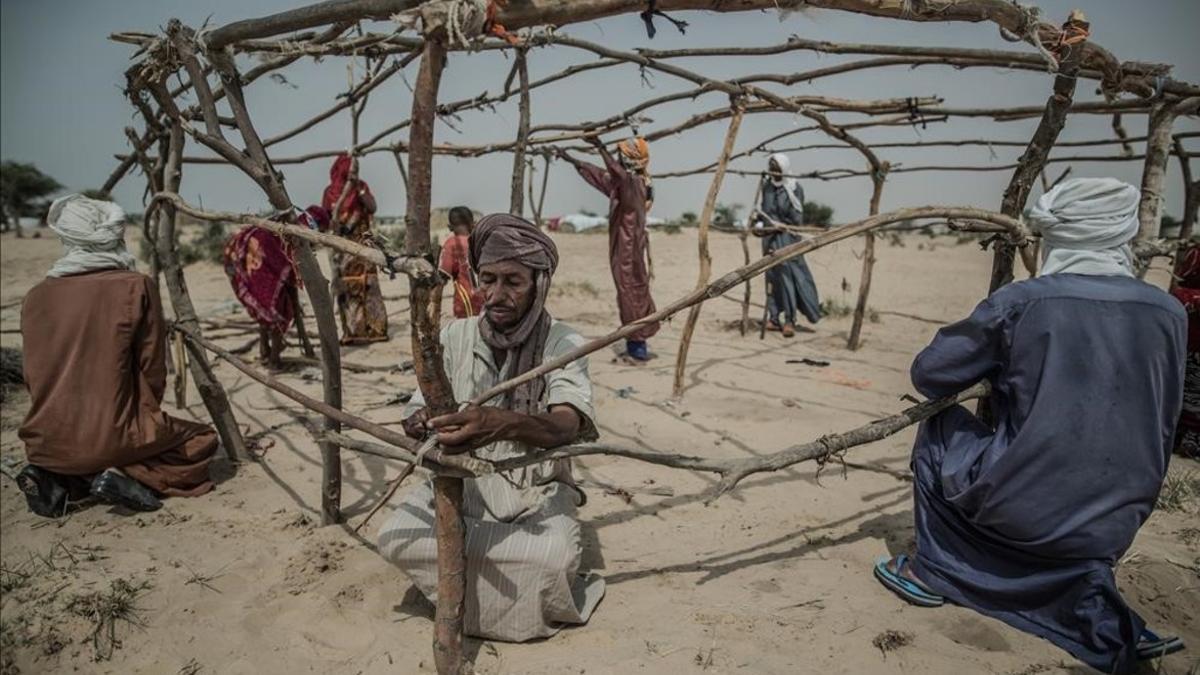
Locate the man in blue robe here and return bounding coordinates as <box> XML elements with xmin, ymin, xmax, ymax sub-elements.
<box><xmin>752</xmin><ymin>153</ymin><xmax>823</xmax><ymax>337</ymax></box>
<box><xmin>874</xmin><ymin>178</ymin><xmax>1187</xmax><ymax>673</ymax></box>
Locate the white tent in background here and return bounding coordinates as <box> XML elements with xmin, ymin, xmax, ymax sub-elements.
<box><xmin>549</xmin><ymin>213</ymin><xmax>670</xmax><ymax>233</ymax></box>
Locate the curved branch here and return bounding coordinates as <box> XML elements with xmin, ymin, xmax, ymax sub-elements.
<box><xmin>198</xmin><ymin>0</ymin><xmax>1196</xmax><ymax>99</ymax></box>
<box><xmin>151</xmin><ymin>192</ymin><xmax>436</xmax><ymax>279</ymax></box>
<box><xmin>173</xmin><ymin>323</ymin><xmax>488</xmax><ymax>476</ymax></box>
<box><xmin>492</xmin><ymin>382</ymin><xmax>991</xmax><ymax>501</ymax></box>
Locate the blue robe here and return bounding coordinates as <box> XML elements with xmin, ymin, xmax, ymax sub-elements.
<box><xmin>909</xmin><ymin>273</ymin><xmax>1186</xmax><ymax>674</ymax></box>
<box><xmin>755</xmin><ymin>180</ymin><xmax>822</xmax><ymax>325</ymax></box>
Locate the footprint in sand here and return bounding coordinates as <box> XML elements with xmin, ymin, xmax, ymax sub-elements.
<box><xmin>936</xmin><ymin>616</ymin><xmax>1012</xmax><ymax>653</ymax></box>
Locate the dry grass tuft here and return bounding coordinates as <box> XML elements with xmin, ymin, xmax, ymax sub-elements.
<box><xmin>67</xmin><ymin>578</ymin><xmax>152</xmax><ymax>661</ymax></box>
<box><xmin>1157</xmin><ymin>469</ymin><xmax>1200</xmax><ymax>514</ymax></box>
<box><xmin>872</xmin><ymin>629</ymin><xmax>914</xmax><ymax>658</ymax></box>
<box><xmin>1177</xmin><ymin>527</ymin><xmax>1200</xmax><ymax>548</ymax></box>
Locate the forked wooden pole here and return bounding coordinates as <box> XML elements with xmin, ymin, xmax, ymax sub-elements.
<box><xmin>536</xmin><ymin>154</ymin><xmax>551</xmax><ymax>227</ymax></box>
<box><xmin>1137</xmin><ymin>98</ymin><xmax>1200</xmax><ymax>244</ymax></box>
<box><xmin>989</xmin><ymin>16</ymin><xmax>1085</xmax><ymax>295</ymax></box>
<box><xmin>404</xmin><ymin>32</ymin><xmax>468</xmax><ymax>675</ymax></box>
<box><xmin>846</xmin><ymin>174</ymin><xmax>886</xmax><ymax>350</ymax></box>
<box><xmin>148</xmin><ymin>121</ymin><xmax>250</xmax><ymax>462</ymax></box>
<box><xmin>672</xmin><ymin>103</ymin><xmax>744</xmax><ymax>398</ymax></box>
<box><xmin>509</xmin><ymin>47</ymin><xmax>531</xmax><ymax>216</ymax></box>
<box><xmin>739</xmin><ymin>176</ymin><xmax>765</xmax><ymax>337</ymax></box>
<box><xmin>738</xmin><ymin>231</ymin><xmax>752</xmax><ymax>336</ymax></box>
<box><xmin>977</xmin><ymin>13</ymin><xmax>1085</xmax><ymax>418</ymax></box>
<box><xmin>164</xmin><ymin>18</ymin><xmax>347</xmax><ymax>524</ymax></box>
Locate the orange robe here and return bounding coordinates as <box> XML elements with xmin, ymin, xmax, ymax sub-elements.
<box><xmin>439</xmin><ymin>234</ymin><xmax>483</xmax><ymax>318</ymax></box>
<box><xmin>19</xmin><ymin>270</ymin><xmax>216</xmax><ymax>496</ymax></box>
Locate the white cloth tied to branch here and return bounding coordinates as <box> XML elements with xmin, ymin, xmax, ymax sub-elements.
<box><xmin>393</xmin><ymin>0</ymin><xmax>487</xmax><ymax>47</ymax></box>
<box><xmin>1028</xmin><ymin>177</ymin><xmax>1139</xmax><ymax>278</ymax></box>
<box><xmin>46</xmin><ymin>194</ymin><xmax>137</xmax><ymax>278</ymax></box>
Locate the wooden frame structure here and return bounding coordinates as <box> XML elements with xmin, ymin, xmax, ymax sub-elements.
<box><xmin>106</xmin><ymin>3</ymin><xmax>1197</xmax><ymax>672</ymax></box>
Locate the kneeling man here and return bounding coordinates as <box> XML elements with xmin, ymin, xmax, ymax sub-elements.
<box><xmin>378</xmin><ymin>213</ymin><xmax>604</xmax><ymax>641</ymax></box>
<box><xmin>874</xmin><ymin>179</ymin><xmax>1187</xmax><ymax>673</ymax></box>
<box><xmin>18</xmin><ymin>194</ymin><xmax>219</xmax><ymax>517</ymax></box>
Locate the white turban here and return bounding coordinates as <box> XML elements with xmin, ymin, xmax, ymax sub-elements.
<box><xmin>45</xmin><ymin>194</ymin><xmax>137</xmax><ymax>278</ymax></box>
<box><xmin>767</xmin><ymin>153</ymin><xmax>804</xmax><ymax>214</ymax></box>
<box><xmin>1027</xmin><ymin>177</ymin><xmax>1140</xmax><ymax>278</ymax></box>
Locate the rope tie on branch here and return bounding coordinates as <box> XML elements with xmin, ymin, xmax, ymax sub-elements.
<box><xmin>813</xmin><ymin>435</ymin><xmax>848</xmax><ymax>484</ymax></box>
<box><xmin>1050</xmin><ymin>10</ymin><xmax>1090</xmax><ymax>66</ymax></box>
<box><xmin>381</xmin><ymin>250</ymin><xmax>399</xmax><ymax>280</ymax></box>
<box><xmin>446</xmin><ymin>0</ymin><xmax>487</xmax><ymax>48</ymax></box>
<box><xmin>905</xmin><ymin>97</ymin><xmax>928</xmax><ymax>130</ymax></box>
<box><xmin>394</xmin><ymin>0</ymin><xmax>518</xmax><ymax>47</ymax></box>
<box><xmin>1005</xmin><ymin>4</ymin><xmax>1058</xmax><ymax>73</ymax></box>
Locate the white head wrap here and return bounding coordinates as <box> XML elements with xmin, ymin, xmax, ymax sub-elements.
<box><xmin>1027</xmin><ymin>177</ymin><xmax>1140</xmax><ymax>278</ymax></box>
<box><xmin>767</xmin><ymin>153</ymin><xmax>805</xmax><ymax>214</ymax></box>
<box><xmin>45</xmin><ymin>194</ymin><xmax>136</xmax><ymax>278</ymax></box>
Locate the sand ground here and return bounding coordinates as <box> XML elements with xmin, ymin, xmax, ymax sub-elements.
<box><xmin>1</xmin><ymin>225</ymin><xmax>1197</xmax><ymax>675</ymax></box>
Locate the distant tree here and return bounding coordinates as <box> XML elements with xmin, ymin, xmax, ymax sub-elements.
<box><xmin>680</xmin><ymin>211</ymin><xmax>698</xmax><ymax>225</ymax></box>
<box><xmin>713</xmin><ymin>202</ymin><xmax>743</xmax><ymax>227</ymax></box>
<box><xmin>803</xmin><ymin>200</ymin><xmax>835</xmax><ymax>227</ymax></box>
<box><xmin>0</xmin><ymin>161</ymin><xmax>62</xmax><ymax>237</ymax></box>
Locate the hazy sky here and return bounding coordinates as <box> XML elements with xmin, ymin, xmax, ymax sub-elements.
<box><xmin>2</xmin><ymin>0</ymin><xmax>1197</xmax><ymax>223</ymax></box>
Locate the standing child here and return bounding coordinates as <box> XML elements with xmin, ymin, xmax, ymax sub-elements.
<box><xmin>440</xmin><ymin>206</ymin><xmax>483</xmax><ymax>318</ymax></box>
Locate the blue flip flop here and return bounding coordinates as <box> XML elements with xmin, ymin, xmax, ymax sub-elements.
<box><xmin>874</xmin><ymin>554</ymin><xmax>945</xmax><ymax>608</ymax></box>
<box><xmin>1137</xmin><ymin>628</ymin><xmax>1185</xmax><ymax>660</ymax></box>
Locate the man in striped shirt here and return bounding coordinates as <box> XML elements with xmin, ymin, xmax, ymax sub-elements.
<box><xmin>378</xmin><ymin>213</ymin><xmax>604</xmax><ymax>641</ymax></box>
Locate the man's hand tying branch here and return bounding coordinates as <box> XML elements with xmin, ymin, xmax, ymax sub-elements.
<box><xmin>402</xmin><ymin>404</ymin><xmax>583</xmax><ymax>455</ymax></box>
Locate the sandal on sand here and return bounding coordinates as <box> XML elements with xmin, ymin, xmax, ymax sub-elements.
<box><xmin>1137</xmin><ymin>628</ymin><xmax>1185</xmax><ymax>660</ymax></box>
<box><xmin>782</xmin><ymin>323</ymin><xmax>796</xmax><ymax>338</ymax></box>
<box><xmin>765</xmin><ymin>320</ymin><xmax>782</xmax><ymax>332</ymax></box>
<box><xmin>874</xmin><ymin>554</ymin><xmax>944</xmax><ymax>608</ymax></box>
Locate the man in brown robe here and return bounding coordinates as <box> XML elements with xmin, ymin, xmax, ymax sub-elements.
<box><xmin>560</xmin><ymin>135</ymin><xmax>659</xmax><ymax>361</ymax></box>
<box><xmin>16</xmin><ymin>194</ymin><xmax>217</xmax><ymax>517</ymax></box>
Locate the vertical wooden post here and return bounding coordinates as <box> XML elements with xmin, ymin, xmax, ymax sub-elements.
<box><xmin>1137</xmin><ymin>102</ymin><xmax>1177</xmax><ymax>243</ymax></box>
<box><xmin>1137</xmin><ymin>99</ymin><xmax>1199</xmax><ymax>243</ymax></box>
<box><xmin>405</xmin><ymin>34</ymin><xmax>467</xmax><ymax>675</ymax></box>
<box><xmin>292</xmin><ymin>290</ymin><xmax>317</xmax><ymax>358</ymax></box>
<box><xmin>155</xmin><ymin>122</ymin><xmax>250</xmax><ymax>461</ymax></box>
<box><xmin>987</xmin><ymin>29</ymin><xmax>1084</xmax><ymax>295</ymax></box>
<box><xmin>509</xmin><ymin>48</ymin><xmax>531</xmax><ymax>216</ymax></box>
<box><xmin>672</xmin><ymin>103</ymin><xmax>744</xmax><ymax>399</ymax></box>
<box><xmin>739</xmin><ymin>231</ymin><xmax>752</xmax><ymax>336</ymax></box>
<box><xmin>205</xmin><ymin>38</ymin><xmax>345</xmax><ymax>525</ymax></box>
<box><xmin>846</xmin><ymin>174</ymin><xmax>886</xmax><ymax>350</ymax></box>
<box><xmin>977</xmin><ymin>15</ymin><xmax>1083</xmax><ymax>419</ymax></box>
<box><xmin>536</xmin><ymin>154</ymin><xmax>551</xmax><ymax>227</ymax></box>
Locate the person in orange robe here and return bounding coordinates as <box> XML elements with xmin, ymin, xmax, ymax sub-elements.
<box><xmin>439</xmin><ymin>206</ymin><xmax>483</xmax><ymax>318</ymax></box>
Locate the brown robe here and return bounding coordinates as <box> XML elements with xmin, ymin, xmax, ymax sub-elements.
<box><xmin>573</xmin><ymin>152</ymin><xmax>660</xmax><ymax>340</ymax></box>
<box><xmin>19</xmin><ymin>270</ymin><xmax>216</xmax><ymax>496</ymax></box>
